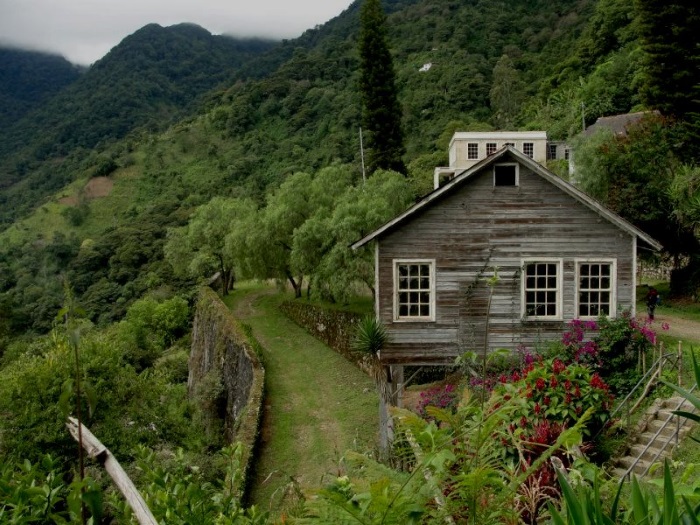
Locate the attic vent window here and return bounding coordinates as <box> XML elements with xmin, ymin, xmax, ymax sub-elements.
<box><xmin>494</xmin><ymin>163</ymin><xmax>518</xmax><ymax>186</ymax></box>
<box><xmin>467</xmin><ymin>143</ymin><xmax>479</xmax><ymax>160</ymax></box>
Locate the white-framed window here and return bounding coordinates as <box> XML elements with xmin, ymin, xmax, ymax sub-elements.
<box><xmin>522</xmin><ymin>259</ymin><xmax>562</xmax><ymax>320</ymax></box>
<box><xmin>486</xmin><ymin>142</ymin><xmax>498</xmax><ymax>156</ymax></box>
<box><xmin>576</xmin><ymin>260</ymin><xmax>617</xmax><ymax>318</ymax></box>
<box><xmin>494</xmin><ymin>163</ymin><xmax>519</xmax><ymax>186</ymax></box>
<box><xmin>523</xmin><ymin>142</ymin><xmax>534</xmax><ymax>158</ymax></box>
<box><xmin>467</xmin><ymin>143</ymin><xmax>479</xmax><ymax>160</ymax></box>
<box><xmin>394</xmin><ymin>259</ymin><xmax>436</xmax><ymax>322</ymax></box>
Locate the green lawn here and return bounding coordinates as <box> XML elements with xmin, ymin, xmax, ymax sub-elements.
<box><xmin>223</xmin><ymin>282</ymin><xmax>379</xmax><ymax>514</ymax></box>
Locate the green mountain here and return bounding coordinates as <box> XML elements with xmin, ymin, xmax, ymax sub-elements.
<box><xmin>0</xmin><ymin>0</ymin><xmax>659</xmax><ymax>337</ymax></box>
<box><xmin>0</xmin><ymin>48</ymin><xmax>82</xmax><ymax>131</ymax></box>
<box><xmin>0</xmin><ymin>24</ymin><xmax>277</xmax><ymax>225</ymax></box>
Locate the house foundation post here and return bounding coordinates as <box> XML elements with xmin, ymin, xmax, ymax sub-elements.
<box><xmin>379</xmin><ymin>365</ymin><xmax>403</xmax><ymax>457</ymax></box>
<box><xmin>391</xmin><ymin>365</ymin><xmax>404</xmax><ymax>408</ymax></box>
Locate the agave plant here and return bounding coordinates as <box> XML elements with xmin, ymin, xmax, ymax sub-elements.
<box><xmin>352</xmin><ymin>316</ymin><xmax>389</xmax><ymax>356</ymax></box>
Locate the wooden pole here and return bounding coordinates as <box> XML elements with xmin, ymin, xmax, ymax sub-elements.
<box><xmin>66</xmin><ymin>417</ymin><xmax>158</xmax><ymax>525</ymax></box>
<box><xmin>680</xmin><ymin>340</ymin><xmax>683</xmax><ymax>385</ymax></box>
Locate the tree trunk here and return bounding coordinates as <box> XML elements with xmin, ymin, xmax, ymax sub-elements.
<box><xmin>221</xmin><ymin>269</ymin><xmax>231</xmax><ymax>296</ymax></box>
<box><xmin>286</xmin><ymin>271</ymin><xmax>303</xmax><ymax>298</ymax></box>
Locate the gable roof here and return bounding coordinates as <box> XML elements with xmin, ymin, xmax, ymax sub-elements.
<box><xmin>352</xmin><ymin>146</ymin><xmax>662</xmax><ymax>251</ymax></box>
<box><xmin>584</xmin><ymin>111</ymin><xmax>656</xmax><ymax>137</ymax></box>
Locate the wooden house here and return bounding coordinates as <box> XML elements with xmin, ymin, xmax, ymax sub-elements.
<box><xmin>352</xmin><ymin>145</ymin><xmax>661</xmax><ymax>367</ymax></box>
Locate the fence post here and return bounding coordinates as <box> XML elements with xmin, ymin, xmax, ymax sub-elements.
<box><xmin>678</xmin><ymin>340</ymin><xmax>683</xmax><ymax>387</ymax></box>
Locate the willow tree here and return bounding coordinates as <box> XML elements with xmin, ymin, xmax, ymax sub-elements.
<box><xmin>358</xmin><ymin>0</ymin><xmax>406</xmax><ymax>175</ymax></box>
<box><xmin>164</xmin><ymin>197</ymin><xmax>256</xmax><ymax>295</ymax></box>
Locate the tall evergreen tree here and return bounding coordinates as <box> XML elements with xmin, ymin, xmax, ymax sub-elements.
<box><xmin>635</xmin><ymin>0</ymin><xmax>700</xmax><ymax>160</ymax></box>
<box><xmin>358</xmin><ymin>0</ymin><xmax>406</xmax><ymax>175</ymax></box>
<box><xmin>489</xmin><ymin>55</ymin><xmax>526</xmax><ymax>129</ymax></box>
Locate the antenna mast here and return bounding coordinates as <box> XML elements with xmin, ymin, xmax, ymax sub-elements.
<box><xmin>359</xmin><ymin>127</ymin><xmax>366</xmax><ymax>183</ymax></box>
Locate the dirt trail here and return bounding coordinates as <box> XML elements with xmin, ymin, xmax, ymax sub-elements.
<box><xmin>228</xmin><ymin>286</ymin><xmax>378</xmax><ymax>513</ymax></box>
<box><xmin>652</xmin><ymin>311</ymin><xmax>700</xmax><ymax>345</ymax></box>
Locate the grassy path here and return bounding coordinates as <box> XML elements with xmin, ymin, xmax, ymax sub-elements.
<box><xmin>223</xmin><ymin>283</ymin><xmax>378</xmax><ymax>513</ymax></box>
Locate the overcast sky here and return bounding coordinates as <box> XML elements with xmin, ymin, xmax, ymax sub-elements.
<box><xmin>0</xmin><ymin>0</ymin><xmax>355</xmax><ymax>65</ymax></box>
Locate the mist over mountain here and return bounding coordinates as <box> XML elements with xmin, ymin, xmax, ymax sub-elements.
<box><xmin>0</xmin><ymin>23</ymin><xmax>278</xmax><ymax>188</ymax></box>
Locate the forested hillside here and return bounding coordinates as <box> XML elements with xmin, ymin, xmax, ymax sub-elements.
<box><xmin>0</xmin><ymin>24</ymin><xmax>277</xmax><ymax>227</ymax></box>
<box><xmin>1</xmin><ymin>0</ymin><xmax>700</xmax><ymax>520</ymax></box>
<box><xmin>1</xmin><ymin>0</ymin><xmax>698</xmax><ymax>343</ymax></box>
<box><xmin>0</xmin><ymin>48</ymin><xmax>82</xmax><ymax>131</ymax></box>
<box><xmin>0</xmin><ymin>0</ymin><xmax>682</xmax><ymax>341</ymax></box>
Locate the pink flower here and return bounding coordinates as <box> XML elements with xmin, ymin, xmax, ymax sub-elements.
<box><xmin>662</xmin><ymin>322</ymin><xmax>670</xmax><ymax>331</ymax></box>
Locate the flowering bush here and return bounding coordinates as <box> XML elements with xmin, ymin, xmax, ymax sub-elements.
<box><xmin>560</xmin><ymin>319</ymin><xmax>601</xmax><ymax>367</ymax></box>
<box><xmin>500</xmin><ymin>357</ymin><xmax>613</xmax><ymax>438</ymax></box>
<box><xmin>558</xmin><ymin>314</ymin><xmax>665</xmax><ymax>395</ymax></box>
<box><xmin>416</xmin><ymin>384</ymin><xmax>458</xmax><ymax>419</ymax></box>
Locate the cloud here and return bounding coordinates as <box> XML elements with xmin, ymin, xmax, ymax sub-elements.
<box><xmin>0</xmin><ymin>0</ymin><xmax>354</xmax><ymax>64</ymax></box>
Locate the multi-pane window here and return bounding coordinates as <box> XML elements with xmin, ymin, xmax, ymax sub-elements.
<box><xmin>523</xmin><ymin>142</ymin><xmax>534</xmax><ymax>158</ymax></box>
<box><xmin>578</xmin><ymin>262</ymin><xmax>614</xmax><ymax>317</ymax></box>
<box><xmin>564</xmin><ymin>148</ymin><xmax>570</xmax><ymax>160</ymax></box>
<box><xmin>395</xmin><ymin>261</ymin><xmax>434</xmax><ymax>321</ymax></box>
<box><xmin>547</xmin><ymin>144</ymin><xmax>557</xmax><ymax>160</ymax></box>
<box><xmin>486</xmin><ymin>142</ymin><xmax>498</xmax><ymax>156</ymax></box>
<box><xmin>467</xmin><ymin>143</ymin><xmax>479</xmax><ymax>160</ymax></box>
<box><xmin>523</xmin><ymin>261</ymin><xmax>560</xmax><ymax>318</ymax></box>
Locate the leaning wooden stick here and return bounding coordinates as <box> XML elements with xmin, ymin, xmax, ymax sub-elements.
<box><xmin>66</xmin><ymin>417</ymin><xmax>158</xmax><ymax>525</ymax></box>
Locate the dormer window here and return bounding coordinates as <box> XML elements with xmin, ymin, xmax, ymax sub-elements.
<box><xmin>494</xmin><ymin>163</ymin><xmax>518</xmax><ymax>186</ymax></box>
<box><xmin>467</xmin><ymin>143</ymin><xmax>479</xmax><ymax>160</ymax></box>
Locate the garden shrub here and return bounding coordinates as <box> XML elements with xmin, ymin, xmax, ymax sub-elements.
<box><xmin>416</xmin><ymin>384</ymin><xmax>458</xmax><ymax>419</ymax></box>
<box><xmin>560</xmin><ymin>314</ymin><xmax>661</xmax><ymax>395</ymax></box>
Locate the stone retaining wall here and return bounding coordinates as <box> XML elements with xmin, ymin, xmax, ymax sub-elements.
<box><xmin>279</xmin><ymin>300</ymin><xmax>366</xmax><ymax>368</ymax></box>
<box><xmin>189</xmin><ymin>287</ymin><xmax>264</xmax><ymax>498</ymax></box>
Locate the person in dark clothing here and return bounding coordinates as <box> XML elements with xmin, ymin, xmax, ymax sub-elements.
<box><xmin>645</xmin><ymin>285</ymin><xmax>659</xmax><ymax>321</ymax></box>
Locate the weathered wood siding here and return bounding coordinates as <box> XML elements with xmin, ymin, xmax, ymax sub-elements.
<box><xmin>377</xmin><ymin>157</ymin><xmax>635</xmax><ymax>364</ymax></box>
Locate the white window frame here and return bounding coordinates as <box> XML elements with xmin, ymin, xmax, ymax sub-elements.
<box><xmin>486</xmin><ymin>142</ymin><xmax>498</xmax><ymax>156</ymax></box>
<box><xmin>393</xmin><ymin>259</ymin><xmax>436</xmax><ymax>322</ymax></box>
<box><xmin>575</xmin><ymin>259</ymin><xmax>617</xmax><ymax>319</ymax></box>
<box><xmin>493</xmin><ymin>162</ymin><xmax>519</xmax><ymax>187</ymax></box>
<box><xmin>467</xmin><ymin>142</ymin><xmax>479</xmax><ymax>160</ymax></box>
<box><xmin>521</xmin><ymin>258</ymin><xmax>563</xmax><ymax>320</ymax></box>
<box><xmin>523</xmin><ymin>142</ymin><xmax>534</xmax><ymax>158</ymax></box>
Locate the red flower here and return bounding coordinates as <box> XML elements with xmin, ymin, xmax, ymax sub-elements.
<box><xmin>536</xmin><ymin>378</ymin><xmax>546</xmax><ymax>390</ymax></box>
<box><xmin>565</xmin><ymin>394</ymin><xmax>572</xmax><ymax>404</ymax></box>
<box><xmin>590</xmin><ymin>373</ymin><xmax>608</xmax><ymax>390</ymax></box>
<box><xmin>564</xmin><ymin>380</ymin><xmax>572</xmax><ymax>391</ymax></box>
<box><xmin>534</xmin><ymin>403</ymin><xmax>541</xmax><ymax>414</ymax></box>
<box><xmin>544</xmin><ymin>396</ymin><xmax>551</xmax><ymax>405</ymax></box>
<box><xmin>550</xmin><ymin>376</ymin><xmax>558</xmax><ymax>388</ymax></box>
<box><xmin>552</xmin><ymin>359</ymin><xmax>566</xmax><ymax>374</ymax></box>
